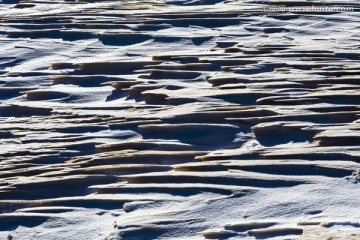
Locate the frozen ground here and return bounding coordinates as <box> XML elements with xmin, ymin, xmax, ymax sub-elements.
<box><xmin>1</xmin><ymin>0</ymin><xmax>360</xmax><ymax>239</ymax></box>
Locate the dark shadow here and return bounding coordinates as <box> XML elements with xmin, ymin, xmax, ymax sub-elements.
<box><xmin>99</xmin><ymin>34</ymin><xmax>153</xmax><ymax>46</ymax></box>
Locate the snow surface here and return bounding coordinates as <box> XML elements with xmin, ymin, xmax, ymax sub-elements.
<box><xmin>1</xmin><ymin>0</ymin><xmax>360</xmax><ymax>239</ymax></box>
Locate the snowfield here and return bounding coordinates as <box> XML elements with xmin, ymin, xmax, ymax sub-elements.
<box><xmin>1</xmin><ymin>0</ymin><xmax>360</xmax><ymax>239</ymax></box>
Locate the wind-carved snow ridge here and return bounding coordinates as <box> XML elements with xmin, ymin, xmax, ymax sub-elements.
<box><xmin>1</xmin><ymin>0</ymin><xmax>360</xmax><ymax>239</ymax></box>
